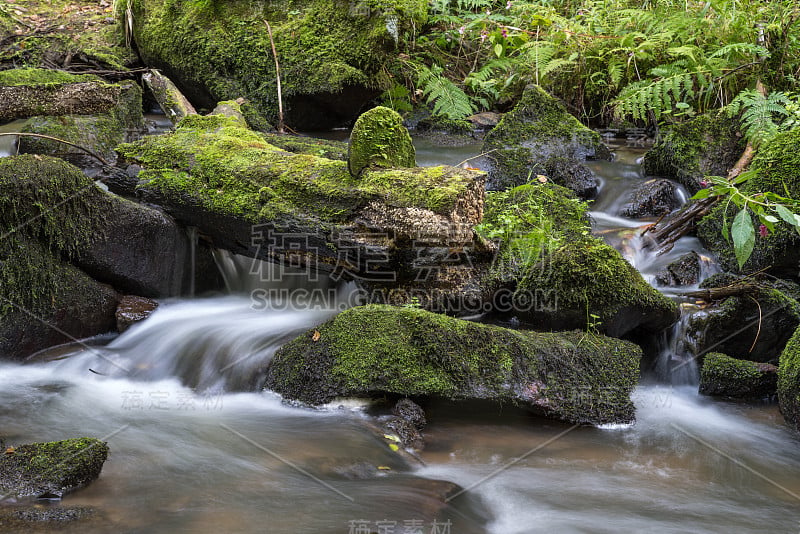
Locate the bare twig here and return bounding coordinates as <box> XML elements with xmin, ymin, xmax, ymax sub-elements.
<box><xmin>0</xmin><ymin>132</ymin><xmax>109</xmax><ymax>166</ymax></box>
<box><xmin>264</xmin><ymin>20</ymin><xmax>285</xmax><ymax>134</ymax></box>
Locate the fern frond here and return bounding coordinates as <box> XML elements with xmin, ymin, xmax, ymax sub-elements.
<box><xmin>416</xmin><ymin>65</ymin><xmax>475</xmax><ymax>120</ymax></box>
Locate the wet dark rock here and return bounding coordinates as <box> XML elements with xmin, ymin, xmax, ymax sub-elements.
<box><xmin>655</xmin><ymin>251</ymin><xmax>702</xmax><ymax>287</ymax></box>
<box><xmin>415</xmin><ymin>116</ymin><xmax>476</xmax><ymax>146</ymax></box>
<box><xmin>74</xmin><ymin>197</ymin><xmax>192</xmax><ymax>298</ymax></box>
<box><xmin>643</xmin><ymin>113</ymin><xmax>745</xmax><ymax>194</ymax></box>
<box><xmin>699</xmin><ymin>352</ymin><xmax>777</xmax><ymax>399</ymax></box>
<box><xmin>264</xmin><ymin>304</ymin><xmax>642</xmax><ymax>425</ymax></box>
<box><xmin>0</xmin><ymin>505</ymin><xmax>110</xmax><ymax>534</ymax></box>
<box><xmin>0</xmin><ymin>438</ymin><xmax>108</xmax><ymax>499</ymax></box>
<box><xmin>115</xmin><ymin>296</ymin><xmax>159</xmax><ymax>333</ymax></box>
<box><xmin>543</xmin><ymin>157</ymin><xmax>598</xmax><ymax>199</ymax></box>
<box><xmin>467</xmin><ymin>111</ymin><xmax>501</xmax><ymax>131</ymax></box>
<box><xmin>392</xmin><ymin>398</ymin><xmax>427</xmax><ymax>429</ymax></box>
<box><xmin>688</xmin><ymin>275</ymin><xmax>800</xmax><ymax>362</ymax></box>
<box><xmin>483</xmin><ymin>85</ymin><xmax>611</xmax><ymax>196</ymax></box>
<box><xmin>382</xmin><ymin>416</ymin><xmax>425</xmax><ymax>451</ymax></box>
<box><xmin>620</xmin><ymin>178</ymin><xmax>680</xmax><ymax>218</ymax></box>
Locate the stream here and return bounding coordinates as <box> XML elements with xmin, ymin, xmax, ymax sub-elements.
<box><xmin>1</xmin><ymin>137</ymin><xmax>800</xmax><ymax>532</ymax></box>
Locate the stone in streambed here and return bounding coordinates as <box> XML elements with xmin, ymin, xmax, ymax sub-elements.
<box><xmin>655</xmin><ymin>251</ymin><xmax>702</xmax><ymax>287</ymax></box>
<box><xmin>263</xmin><ymin>305</ymin><xmax>642</xmax><ymax>425</ymax></box>
<box><xmin>482</xmin><ymin>84</ymin><xmax>611</xmax><ymax>197</ymax></box>
<box><xmin>699</xmin><ymin>352</ymin><xmax>777</xmax><ymax>399</ymax></box>
<box><xmin>0</xmin><ymin>438</ymin><xmax>108</xmax><ymax>499</ymax></box>
<box><xmin>620</xmin><ymin>178</ymin><xmax>680</xmax><ymax>218</ymax></box>
<box><xmin>115</xmin><ymin>296</ymin><xmax>159</xmax><ymax>333</ymax></box>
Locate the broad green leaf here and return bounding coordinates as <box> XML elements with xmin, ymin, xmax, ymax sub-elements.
<box><xmin>763</xmin><ymin>215</ymin><xmax>779</xmax><ymax>223</ymax></box>
<box><xmin>776</xmin><ymin>204</ymin><xmax>798</xmax><ymax>226</ymax></box>
<box><xmin>732</xmin><ymin>208</ymin><xmax>755</xmax><ymax>270</ymax></box>
<box><xmin>494</xmin><ymin>43</ymin><xmax>503</xmax><ymax>57</ymax></box>
<box><xmin>691</xmin><ymin>188</ymin><xmax>712</xmax><ymax>200</ymax></box>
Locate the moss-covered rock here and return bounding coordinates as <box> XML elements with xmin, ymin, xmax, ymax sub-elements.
<box><xmin>479</xmin><ymin>182</ymin><xmax>678</xmax><ymax>336</ymax></box>
<box><xmin>0</xmin><ymin>155</ymin><xmax>194</xmax><ymax>358</ymax></box>
<box><xmin>126</xmin><ymin>0</ymin><xmax>427</xmax><ymax>129</ymax></box>
<box><xmin>0</xmin><ymin>438</ymin><xmax>108</xmax><ymax>499</ymax></box>
<box><xmin>118</xmin><ymin>113</ymin><xmax>483</xmax><ymax>283</ymax></box>
<box><xmin>0</xmin><ymin>68</ymin><xmax>122</xmax><ymax>121</ymax></box>
<box><xmin>697</xmin><ymin>128</ymin><xmax>800</xmax><ymax>276</ymax></box>
<box><xmin>18</xmin><ymin>81</ymin><xmax>145</xmax><ymax>166</ymax></box>
<box><xmin>264</xmin><ymin>304</ymin><xmax>642</xmax><ymax>425</ymax></box>
<box><xmin>482</xmin><ymin>85</ymin><xmax>610</xmax><ymax>197</ymax></box>
<box><xmin>687</xmin><ymin>275</ymin><xmax>800</xmax><ymax>362</ymax></box>
<box><xmin>348</xmin><ymin>106</ymin><xmax>416</xmax><ymax>176</ymax></box>
<box><xmin>779</xmin><ymin>326</ymin><xmax>800</xmax><ymax>432</ymax></box>
<box><xmin>699</xmin><ymin>352</ymin><xmax>778</xmax><ymax>399</ymax></box>
<box><xmin>643</xmin><ymin>113</ymin><xmax>745</xmax><ymax>194</ymax></box>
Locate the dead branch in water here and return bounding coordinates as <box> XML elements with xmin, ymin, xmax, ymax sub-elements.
<box><xmin>681</xmin><ymin>283</ymin><xmax>761</xmax><ymax>302</ymax></box>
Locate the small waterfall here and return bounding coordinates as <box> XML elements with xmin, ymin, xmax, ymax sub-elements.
<box><xmin>0</xmin><ymin>120</ymin><xmax>25</xmax><ymax>157</ymax></box>
<box><xmin>654</xmin><ymin>303</ymin><xmax>702</xmax><ymax>385</ymax></box>
<box><xmin>186</xmin><ymin>226</ymin><xmax>198</xmax><ymax>297</ymax></box>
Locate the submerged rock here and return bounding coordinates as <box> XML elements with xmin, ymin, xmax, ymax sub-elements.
<box><xmin>126</xmin><ymin>0</ymin><xmax>427</xmax><ymax>129</ymax></box>
<box><xmin>348</xmin><ymin>106</ymin><xmax>416</xmax><ymax>176</ymax></box>
<box><xmin>0</xmin><ymin>505</ymin><xmax>111</xmax><ymax>534</ymax></box>
<box><xmin>482</xmin><ymin>85</ymin><xmax>610</xmax><ymax>197</ymax></box>
<box><xmin>779</xmin><ymin>326</ymin><xmax>800</xmax><ymax>432</ymax></box>
<box><xmin>643</xmin><ymin>113</ymin><xmax>745</xmax><ymax>194</ymax></box>
<box><xmin>699</xmin><ymin>352</ymin><xmax>777</xmax><ymax>399</ymax></box>
<box><xmin>698</xmin><ymin>128</ymin><xmax>800</xmax><ymax>277</ymax></box>
<box><xmin>620</xmin><ymin>178</ymin><xmax>680</xmax><ymax>218</ymax></box>
<box><xmin>0</xmin><ymin>438</ymin><xmax>108</xmax><ymax>499</ymax></box>
<box><xmin>264</xmin><ymin>305</ymin><xmax>642</xmax><ymax>425</ymax></box>
<box><xmin>115</xmin><ymin>296</ymin><xmax>159</xmax><ymax>333</ymax></box>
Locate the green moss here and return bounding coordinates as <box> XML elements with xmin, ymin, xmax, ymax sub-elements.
<box><xmin>261</xmin><ymin>134</ymin><xmax>347</xmax><ymax>161</ymax></box>
<box><xmin>128</xmin><ymin>0</ymin><xmax>427</xmax><ymax>124</ymax></box>
<box><xmin>643</xmin><ymin>113</ymin><xmax>745</xmax><ymax>194</ymax></box>
<box><xmin>264</xmin><ymin>304</ymin><xmax>641</xmax><ymax>424</ymax></box>
<box><xmin>0</xmin><ymin>437</ymin><xmax>108</xmax><ymax>498</ymax></box>
<box><xmin>0</xmin><ymin>155</ymin><xmax>111</xmax><ymax>316</ymax></box>
<box><xmin>0</xmin><ymin>67</ymin><xmax>99</xmax><ymax>87</ymax></box>
<box><xmin>417</xmin><ymin>116</ymin><xmax>473</xmax><ymax>135</ymax></box>
<box><xmin>348</xmin><ymin>106</ymin><xmax>416</xmax><ymax>176</ymax></box>
<box><xmin>697</xmin><ymin>128</ymin><xmax>800</xmax><ymax>273</ymax></box>
<box><xmin>20</xmin><ymin>81</ymin><xmax>144</xmax><ymax>162</ymax></box>
<box><xmin>118</xmin><ymin>114</ymin><xmax>474</xmax><ymax>224</ymax></box>
<box><xmin>779</xmin><ymin>326</ymin><xmax>800</xmax><ymax>431</ymax></box>
<box><xmin>699</xmin><ymin>352</ymin><xmax>776</xmax><ymax>398</ymax></box>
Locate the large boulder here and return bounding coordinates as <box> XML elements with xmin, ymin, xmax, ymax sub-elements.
<box><xmin>0</xmin><ymin>438</ymin><xmax>108</xmax><ymax>499</ymax></box>
<box><xmin>698</xmin><ymin>129</ymin><xmax>800</xmax><ymax>277</ymax></box>
<box><xmin>264</xmin><ymin>304</ymin><xmax>642</xmax><ymax>425</ymax></box>
<box><xmin>482</xmin><ymin>85</ymin><xmax>610</xmax><ymax>197</ymax></box>
<box><xmin>479</xmin><ymin>182</ymin><xmax>678</xmax><ymax>336</ymax></box>
<box><xmin>687</xmin><ymin>275</ymin><xmax>800</xmax><ymax>363</ymax></box>
<box><xmin>643</xmin><ymin>113</ymin><xmax>746</xmax><ymax>194</ymax></box>
<box><xmin>18</xmin><ymin>80</ymin><xmax>146</xmax><ymax>167</ymax></box>
<box><xmin>699</xmin><ymin>352</ymin><xmax>778</xmax><ymax>399</ymax></box>
<box><xmin>780</xmin><ymin>326</ymin><xmax>800</xmax><ymax>432</ymax></box>
<box><xmin>0</xmin><ymin>155</ymin><xmax>194</xmax><ymax>358</ymax></box>
<box><xmin>117</xmin><ymin>112</ymin><xmax>484</xmax><ymax>289</ymax></box>
<box><xmin>124</xmin><ymin>0</ymin><xmax>428</xmax><ymax>129</ymax></box>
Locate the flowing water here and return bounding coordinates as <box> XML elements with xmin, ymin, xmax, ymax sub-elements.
<box><xmin>1</xmin><ymin>138</ymin><xmax>800</xmax><ymax>532</ymax></box>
